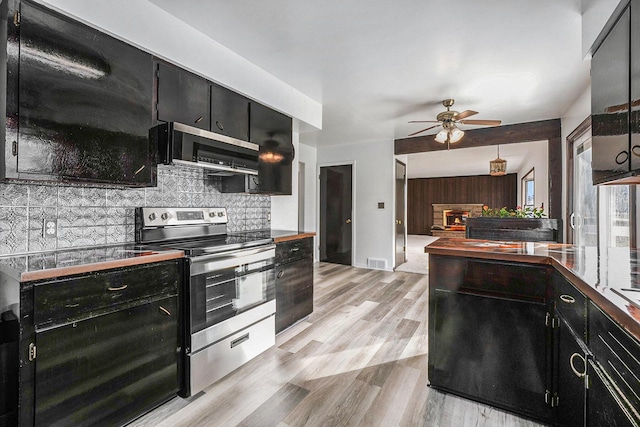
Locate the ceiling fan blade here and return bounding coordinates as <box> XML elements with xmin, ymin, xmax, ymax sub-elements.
<box><xmin>408</xmin><ymin>120</ymin><xmax>440</xmax><ymax>123</ymax></box>
<box><xmin>459</xmin><ymin>119</ymin><xmax>502</xmax><ymax>126</ymax></box>
<box><xmin>408</xmin><ymin>125</ymin><xmax>440</xmax><ymax>136</ymax></box>
<box><xmin>454</xmin><ymin>110</ymin><xmax>478</xmax><ymax>120</ymax></box>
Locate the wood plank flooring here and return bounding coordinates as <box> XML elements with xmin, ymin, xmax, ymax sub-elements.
<box><xmin>130</xmin><ymin>263</ymin><xmax>544</xmax><ymax>427</ymax></box>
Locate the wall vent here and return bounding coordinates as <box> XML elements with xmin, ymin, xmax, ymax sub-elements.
<box><xmin>367</xmin><ymin>258</ymin><xmax>387</xmax><ymax>270</ymax></box>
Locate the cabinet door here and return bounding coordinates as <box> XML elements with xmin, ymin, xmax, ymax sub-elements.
<box><xmin>587</xmin><ymin>360</ymin><xmax>638</xmax><ymax>427</ymax></box>
<box><xmin>429</xmin><ymin>289</ymin><xmax>552</xmax><ymax>421</ymax></box>
<box><xmin>556</xmin><ymin>316</ymin><xmax>587</xmax><ymax>427</ymax></box>
<box><xmin>250</xmin><ymin>102</ymin><xmax>293</xmax><ymax>195</ymax></box>
<box><xmin>34</xmin><ymin>296</ymin><xmax>179</xmax><ymax>427</ymax></box>
<box><xmin>211</xmin><ymin>83</ymin><xmax>249</xmax><ymax>140</ymax></box>
<box><xmin>275</xmin><ymin>258</ymin><xmax>313</xmax><ymax>334</ymax></box>
<box><xmin>591</xmin><ymin>7</ymin><xmax>630</xmax><ymax>184</ymax></box>
<box><xmin>156</xmin><ymin>61</ymin><xmax>210</xmax><ymax>130</ymax></box>
<box><xmin>632</xmin><ymin>0</ymin><xmax>640</xmax><ymax>172</ymax></box>
<box><xmin>16</xmin><ymin>2</ymin><xmax>155</xmax><ymax>186</ymax></box>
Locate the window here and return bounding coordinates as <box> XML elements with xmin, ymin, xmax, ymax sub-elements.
<box><xmin>522</xmin><ymin>168</ymin><xmax>535</xmax><ymax>209</ymax></box>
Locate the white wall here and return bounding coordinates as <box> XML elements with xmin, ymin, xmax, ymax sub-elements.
<box><xmin>35</xmin><ymin>0</ymin><xmax>322</xmax><ymax>130</ymax></box>
<box><xmin>516</xmin><ymin>141</ymin><xmax>549</xmax><ymax>211</ymax></box>
<box><xmin>298</xmin><ymin>143</ymin><xmax>318</xmax><ymax>233</ymax></box>
<box><xmin>582</xmin><ymin>0</ymin><xmax>623</xmax><ymax>57</ymax></box>
<box><xmin>317</xmin><ymin>140</ymin><xmax>395</xmax><ymax>270</ymax></box>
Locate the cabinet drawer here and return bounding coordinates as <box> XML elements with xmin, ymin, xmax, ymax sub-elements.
<box><xmin>589</xmin><ymin>301</ymin><xmax>640</xmax><ymax>422</ymax></box>
<box><xmin>275</xmin><ymin>237</ymin><xmax>313</xmax><ymax>265</ymax></box>
<box><xmin>34</xmin><ymin>260</ymin><xmax>180</xmax><ymax>327</ymax></box>
<box><xmin>554</xmin><ymin>272</ymin><xmax>586</xmax><ymax>339</ymax></box>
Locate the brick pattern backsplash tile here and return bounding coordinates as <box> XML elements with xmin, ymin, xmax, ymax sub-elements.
<box><xmin>0</xmin><ymin>163</ymin><xmax>271</xmax><ymax>256</ymax></box>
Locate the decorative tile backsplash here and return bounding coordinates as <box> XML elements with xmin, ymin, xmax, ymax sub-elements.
<box><xmin>0</xmin><ymin>163</ymin><xmax>270</xmax><ymax>256</ymax></box>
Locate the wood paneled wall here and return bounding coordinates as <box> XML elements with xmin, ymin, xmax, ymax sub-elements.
<box><xmin>407</xmin><ymin>174</ymin><xmax>518</xmax><ymax>235</ymax></box>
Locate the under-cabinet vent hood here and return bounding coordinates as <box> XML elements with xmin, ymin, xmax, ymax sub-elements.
<box><xmin>153</xmin><ymin>122</ymin><xmax>259</xmax><ymax>176</ymax></box>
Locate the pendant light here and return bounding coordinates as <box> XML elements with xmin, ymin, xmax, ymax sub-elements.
<box><xmin>489</xmin><ymin>145</ymin><xmax>507</xmax><ymax>176</ymax></box>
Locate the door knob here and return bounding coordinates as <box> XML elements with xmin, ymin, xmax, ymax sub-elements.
<box><xmin>345</xmin><ymin>219</ymin><xmax>352</xmax><ymax>224</ymax></box>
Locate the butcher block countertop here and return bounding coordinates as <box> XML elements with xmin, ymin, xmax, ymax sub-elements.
<box><xmin>0</xmin><ymin>244</ymin><xmax>184</xmax><ymax>282</ymax></box>
<box><xmin>425</xmin><ymin>238</ymin><xmax>640</xmax><ymax>342</ymax></box>
<box><xmin>269</xmin><ymin>230</ymin><xmax>316</xmax><ymax>243</ymax></box>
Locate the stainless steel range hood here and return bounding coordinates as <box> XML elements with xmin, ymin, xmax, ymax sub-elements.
<box><xmin>153</xmin><ymin>122</ymin><xmax>259</xmax><ymax>176</ymax></box>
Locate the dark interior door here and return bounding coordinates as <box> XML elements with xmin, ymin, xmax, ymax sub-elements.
<box><xmin>320</xmin><ymin>165</ymin><xmax>352</xmax><ymax>265</ymax></box>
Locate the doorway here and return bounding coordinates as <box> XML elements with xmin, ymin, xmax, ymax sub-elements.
<box><xmin>395</xmin><ymin>160</ymin><xmax>407</xmax><ymax>268</ymax></box>
<box><xmin>319</xmin><ymin>164</ymin><xmax>353</xmax><ymax>265</ymax></box>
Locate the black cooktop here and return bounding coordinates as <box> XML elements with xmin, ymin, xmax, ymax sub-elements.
<box><xmin>150</xmin><ymin>230</ymin><xmax>273</xmax><ymax>256</ymax></box>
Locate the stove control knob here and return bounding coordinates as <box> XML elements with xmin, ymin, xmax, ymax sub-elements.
<box><xmin>209</xmin><ymin>212</ymin><xmax>217</xmax><ymax>218</ymax></box>
<box><xmin>148</xmin><ymin>213</ymin><xmax>157</xmax><ymax>221</ymax></box>
<box><xmin>218</xmin><ymin>212</ymin><xmax>225</xmax><ymax>217</ymax></box>
<box><xmin>161</xmin><ymin>212</ymin><xmax>171</xmax><ymax>221</ymax></box>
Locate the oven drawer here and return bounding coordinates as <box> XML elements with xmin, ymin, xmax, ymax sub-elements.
<box><xmin>34</xmin><ymin>260</ymin><xmax>180</xmax><ymax>327</ymax></box>
<box><xmin>187</xmin><ymin>314</ymin><xmax>275</xmax><ymax>395</ymax></box>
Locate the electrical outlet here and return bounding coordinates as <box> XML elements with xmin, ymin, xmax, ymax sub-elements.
<box><xmin>43</xmin><ymin>218</ymin><xmax>57</xmax><ymax>238</ymax></box>
<box><xmin>267</xmin><ymin>212</ymin><xmax>271</xmax><ymax>221</ymax></box>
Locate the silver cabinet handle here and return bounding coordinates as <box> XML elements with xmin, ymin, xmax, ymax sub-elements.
<box><xmin>107</xmin><ymin>284</ymin><xmax>128</xmax><ymax>292</ymax></box>
<box><xmin>560</xmin><ymin>294</ymin><xmax>576</xmax><ymax>304</ymax></box>
<box><xmin>570</xmin><ymin>353</ymin><xmax>586</xmax><ymax>378</ymax></box>
<box><xmin>159</xmin><ymin>306</ymin><xmax>171</xmax><ymax>316</ymax></box>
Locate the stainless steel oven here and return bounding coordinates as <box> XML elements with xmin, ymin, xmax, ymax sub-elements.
<box><xmin>135</xmin><ymin>207</ymin><xmax>276</xmax><ymax>396</ymax></box>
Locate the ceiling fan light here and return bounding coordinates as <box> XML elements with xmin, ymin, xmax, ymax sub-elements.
<box><xmin>449</xmin><ymin>128</ymin><xmax>464</xmax><ymax>143</ymax></box>
<box><xmin>435</xmin><ymin>130</ymin><xmax>448</xmax><ymax>143</ymax></box>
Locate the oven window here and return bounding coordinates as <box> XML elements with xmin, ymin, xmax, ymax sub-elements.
<box><xmin>190</xmin><ymin>264</ymin><xmax>275</xmax><ymax>333</ymax></box>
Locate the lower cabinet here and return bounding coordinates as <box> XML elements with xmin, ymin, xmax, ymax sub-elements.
<box><xmin>428</xmin><ymin>255</ymin><xmax>553</xmax><ymax>423</ymax></box>
<box><xmin>430</xmin><ymin>289</ymin><xmax>551</xmax><ymax>420</ymax></box>
<box><xmin>555</xmin><ymin>315</ymin><xmax>587</xmax><ymax>427</ymax></box>
<box><xmin>275</xmin><ymin>238</ymin><xmax>314</xmax><ymax>334</ymax></box>
<box><xmin>16</xmin><ymin>260</ymin><xmax>182</xmax><ymax>427</ymax></box>
<box><xmin>34</xmin><ymin>296</ymin><xmax>179</xmax><ymax>427</ymax></box>
<box><xmin>587</xmin><ymin>360</ymin><xmax>638</xmax><ymax>426</ymax></box>
<box><xmin>588</xmin><ymin>301</ymin><xmax>640</xmax><ymax>426</ymax></box>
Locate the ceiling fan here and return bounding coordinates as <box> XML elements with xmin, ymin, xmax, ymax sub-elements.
<box><xmin>408</xmin><ymin>99</ymin><xmax>502</xmax><ymax>144</ymax></box>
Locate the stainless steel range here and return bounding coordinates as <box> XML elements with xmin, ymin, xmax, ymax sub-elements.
<box><xmin>135</xmin><ymin>207</ymin><xmax>275</xmax><ymax>396</ymax></box>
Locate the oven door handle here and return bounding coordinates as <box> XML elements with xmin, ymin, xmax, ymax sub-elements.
<box><xmin>190</xmin><ymin>244</ymin><xmax>276</xmax><ymax>275</ymax></box>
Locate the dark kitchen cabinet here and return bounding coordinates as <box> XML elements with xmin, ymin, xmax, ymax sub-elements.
<box><xmin>211</xmin><ymin>83</ymin><xmax>249</xmax><ymax>141</ymax></box>
<box><xmin>428</xmin><ymin>256</ymin><xmax>553</xmax><ymax>422</ymax></box>
<box><xmin>588</xmin><ymin>301</ymin><xmax>640</xmax><ymax>425</ymax></box>
<box><xmin>587</xmin><ymin>360</ymin><xmax>638</xmax><ymax>426</ymax></box>
<box><xmin>16</xmin><ymin>260</ymin><xmax>182</xmax><ymax>427</ymax></box>
<box><xmin>7</xmin><ymin>0</ymin><xmax>156</xmax><ymax>186</ymax></box>
<box><xmin>555</xmin><ymin>315</ymin><xmax>588</xmax><ymax>427</ymax></box>
<box><xmin>632</xmin><ymin>0</ymin><xmax>640</xmax><ymax>172</ymax></box>
<box><xmin>250</xmin><ymin>101</ymin><xmax>293</xmax><ymax>195</ymax></box>
<box><xmin>275</xmin><ymin>237</ymin><xmax>313</xmax><ymax>333</ymax></box>
<box><xmin>553</xmin><ymin>271</ymin><xmax>588</xmax><ymax>426</ymax></box>
<box><xmin>590</xmin><ymin>1</ymin><xmax>640</xmax><ymax>184</ymax></box>
<box><xmin>156</xmin><ymin>60</ymin><xmax>210</xmax><ymax>130</ymax></box>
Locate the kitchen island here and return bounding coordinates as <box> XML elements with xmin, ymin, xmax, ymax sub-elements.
<box><xmin>425</xmin><ymin>238</ymin><xmax>640</xmax><ymax>426</ymax></box>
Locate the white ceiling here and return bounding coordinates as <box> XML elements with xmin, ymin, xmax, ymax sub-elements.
<box><xmin>406</xmin><ymin>140</ymin><xmax>547</xmax><ymax>179</ymax></box>
<box><xmin>148</xmin><ymin>0</ymin><xmax>590</xmax><ymax>148</ymax></box>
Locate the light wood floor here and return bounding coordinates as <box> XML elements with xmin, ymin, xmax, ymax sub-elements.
<box><xmin>131</xmin><ymin>263</ymin><xmax>544</xmax><ymax>427</ymax></box>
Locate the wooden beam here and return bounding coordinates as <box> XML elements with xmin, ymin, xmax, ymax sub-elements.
<box><xmin>395</xmin><ymin>118</ymin><xmax>563</xmax><ymax>225</ymax></box>
<box><xmin>395</xmin><ymin>119</ymin><xmax>561</xmax><ymax>154</ymax></box>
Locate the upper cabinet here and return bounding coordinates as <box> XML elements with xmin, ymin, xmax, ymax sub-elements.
<box><xmin>6</xmin><ymin>1</ymin><xmax>156</xmax><ymax>186</ymax></box>
<box><xmin>211</xmin><ymin>83</ymin><xmax>249</xmax><ymax>141</ymax></box>
<box><xmin>632</xmin><ymin>0</ymin><xmax>640</xmax><ymax>172</ymax></box>
<box><xmin>591</xmin><ymin>6</ymin><xmax>630</xmax><ymax>184</ymax></box>
<box><xmin>250</xmin><ymin>102</ymin><xmax>293</xmax><ymax>195</ymax></box>
<box><xmin>156</xmin><ymin>60</ymin><xmax>210</xmax><ymax>130</ymax></box>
